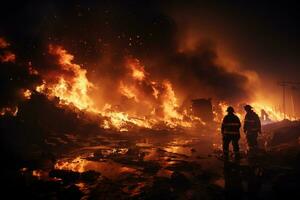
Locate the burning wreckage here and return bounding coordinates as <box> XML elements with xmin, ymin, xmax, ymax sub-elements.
<box><xmin>1</xmin><ymin>4</ymin><xmax>300</xmax><ymax>198</ymax></box>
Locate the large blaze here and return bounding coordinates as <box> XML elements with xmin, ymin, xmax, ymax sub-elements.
<box><xmin>45</xmin><ymin>45</ymin><xmax>95</xmax><ymax>111</ymax></box>
<box><xmin>33</xmin><ymin>45</ymin><xmax>205</xmax><ymax>131</ymax></box>
<box><xmin>0</xmin><ymin>39</ymin><xmax>294</xmax><ymax>128</ymax></box>
<box><xmin>2</xmin><ymin>2</ymin><xmax>300</xmax><ymax>199</ymax></box>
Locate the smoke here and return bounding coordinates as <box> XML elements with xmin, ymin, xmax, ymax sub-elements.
<box><xmin>0</xmin><ymin>0</ymin><xmax>256</xmax><ymax>111</ymax></box>
<box><xmin>142</xmin><ymin>39</ymin><xmax>253</xmax><ymax>104</ymax></box>
<box><xmin>0</xmin><ymin>37</ymin><xmax>40</xmax><ymax>109</ymax></box>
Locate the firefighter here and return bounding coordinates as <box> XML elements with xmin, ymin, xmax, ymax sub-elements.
<box><xmin>221</xmin><ymin>106</ymin><xmax>241</xmax><ymax>160</ymax></box>
<box><xmin>243</xmin><ymin>105</ymin><xmax>261</xmax><ymax>153</ymax></box>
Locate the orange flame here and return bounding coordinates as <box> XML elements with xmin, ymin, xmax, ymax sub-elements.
<box><xmin>34</xmin><ymin>45</ymin><xmax>206</xmax><ymax>131</ymax></box>
<box><xmin>0</xmin><ymin>37</ymin><xmax>10</xmax><ymax>48</ymax></box>
<box><xmin>0</xmin><ymin>106</ymin><xmax>18</xmax><ymax>117</ymax></box>
<box><xmin>23</xmin><ymin>89</ymin><xmax>32</xmax><ymax>100</ymax></box>
<box><xmin>126</xmin><ymin>58</ymin><xmax>146</xmax><ymax>81</ymax></box>
<box><xmin>38</xmin><ymin>45</ymin><xmax>95</xmax><ymax>110</ymax></box>
<box><xmin>0</xmin><ymin>51</ymin><xmax>16</xmax><ymax>63</ymax></box>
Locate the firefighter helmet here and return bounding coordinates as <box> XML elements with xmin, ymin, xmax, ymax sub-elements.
<box><xmin>244</xmin><ymin>104</ymin><xmax>253</xmax><ymax>111</ymax></box>
<box><xmin>226</xmin><ymin>106</ymin><xmax>235</xmax><ymax>113</ymax></box>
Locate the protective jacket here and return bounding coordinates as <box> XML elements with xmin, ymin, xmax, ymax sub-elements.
<box><xmin>244</xmin><ymin>110</ymin><xmax>261</xmax><ymax>133</ymax></box>
<box><xmin>221</xmin><ymin>113</ymin><xmax>241</xmax><ymax>135</ymax></box>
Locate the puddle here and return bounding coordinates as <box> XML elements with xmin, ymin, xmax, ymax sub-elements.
<box><xmin>55</xmin><ymin>156</ymin><xmax>140</xmax><ymax>179</ymax></box>
<box><xmin>164</xmin><ymin>146</ymin><xmax>193</xmax><ymax>156</ymax></box>
<box><xmin>214</xmin><ymin>178</ymin><xmax>225</xmax><ymax>188</ymax></box>
<box><xmin>156</xmin><ymin>169</ymin><xmax>173</xmax><ymax>178</ymax></box>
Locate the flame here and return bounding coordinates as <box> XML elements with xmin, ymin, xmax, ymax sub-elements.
<box><xmin>55</xmin><ymin>156</ymin><xmax>87</xmax><ymax>173</ymax></box>
<box><xmin>23</xmin><ymin>89</ymin><xmax>32</xmax><ymax>99</ymax></box>
<box><xmin>214</xmin><ymin>100</ymin><xmax>293</xmax><ymax>124</ymax></box>
<box><xmin>37</xmin><ymin>45</ymin><xmax>94</xmax><ymax>111</ymax></box>
<box><xmin>0</xmin><ymin>106</ymin><xmax>18</xmax><ymax>117</ymax></box>
<box><xmin>0</xmin><ymin>51</ymin><xmax>16</xmax><ymax>63</ymax></box>
<box><xmin>34</xmin><ymin>45</ymin><xmax>206</xmax><ymax>131</ymax></box>
<box><xmin>101</xmin><ymin>104</ymin><xmax>154</xmax><ymax>131</ymax></box>
<box><xmin>119</xmin><ymin>81</ymin><xmax>139</xmax><ymax>102</ymax></box>
<box><xmin>0</xmin><ymin>37</ymin><xmax>10</xmax><ymax>48</ymax></box>
<box><xmin>28</xmin><ymin>62</ymin><xmax>39</xmax><ymax>75</ymax></box>
<box><xmin>55</xmin><ymin>156</ymin><xmax>138</xmax><ymax>180</ymax></box>
<box><xmin>251</xmin><ymin>102</ymin><xmax>295</xmax><ymax>121</ymax></box>
<box><xmin>36</xmin><ymin>81</ymin><xmax>46</xmax><ymax>93</ymax></box>
<box><xmin>126</xmin><ymin>58</ymin><xmax>146</xmax><ymax>81</ymax></box>
<box><xmin>162</xmin><ymin>81</ymin><xmax>181</xmax><ymax>120</ymax></box>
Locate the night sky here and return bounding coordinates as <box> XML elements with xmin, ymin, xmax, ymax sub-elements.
<box><xmin>1</xmin><ymin>0</ymin><xmax>299</xmax><ymax>113</ymax></box>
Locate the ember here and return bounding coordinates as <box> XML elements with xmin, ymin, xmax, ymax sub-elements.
<box><xmin>1</xmin><ymin>1</ymin><xmax>300</xmax><ymax>199</ymax></box>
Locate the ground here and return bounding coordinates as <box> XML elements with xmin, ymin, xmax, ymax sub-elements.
<box><xmin>1</xmin><ymin>98</ymin><xmax>300</xmax><ymax>199</ymax></box>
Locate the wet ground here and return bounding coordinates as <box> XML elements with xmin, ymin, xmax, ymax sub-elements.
<box><xmin>2</xmin><ymin>129</ymin><xmax>300</xmax><ymax>199</ymax></box>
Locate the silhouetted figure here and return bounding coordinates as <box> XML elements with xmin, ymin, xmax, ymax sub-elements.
<box><xmin>261</xmin><ymin>109</ymin><xmax>271</xmax><ymax>123</ymax></box>
<box><xmin>221</xmin><ymin>106</ymin><xmax>241</xmax><ymax>160</ymax></box>
<box><xmin>243</xmin><ymin>105</ymin><xmax>261</xmax><ymax>154</ymax></box>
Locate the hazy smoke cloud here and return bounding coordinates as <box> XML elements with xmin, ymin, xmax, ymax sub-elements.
<box><xmin>0</xmin><ymin>0</ymin><xmax>254</xmax><ymax>109</ymax></box>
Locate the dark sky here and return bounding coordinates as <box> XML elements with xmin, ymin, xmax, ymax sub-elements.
<box><xmin>1</xmin><ymin>0</ymin><xmax>299</xmax><ymax>80</ymax></box>
<box><xmin>1</xmin><ymin>0</ymin><xmax>299</xmax><ymax>109</ymax></box>
<box><xmin>166</xmin><ymin>1</ymin><xmax>300</xmax><ymax>80</ymax></box>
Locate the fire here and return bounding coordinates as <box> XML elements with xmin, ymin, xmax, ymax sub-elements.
<box><xmin>37</xmin><ymin>45</ymin><xmax>95</xmax><ymax>111</ymax></box>
<box><xmin>0</xmin><ymin>51</ymin><xmax>16</xmax><ymax>63</ymax></box>
<box><xmin>36</xmin><ymin>81</ymin><xmax>46</xmax><ymax>93</ymax></box>
<box><xmin>101</xmin><ymin>104</ymin><xmax>154</xmax><ymax>131</ymax></box>
<box><xmin>214</xmin><ymin>100</ymin><xmax>292</xmax><ymax>124</ymax></box>
<box><xmin>32</xmin><ymin>45</ymin><xmax>211</xmax><ymax>131</ymax></box>
<box><xmin>28</xmin><ymin>62</ymin><xmax>39</xmax><ymax>75</ymax></box>
<box><xmin>0</xmin><ymin>37</ymin><xmax>10</xmax><ymax>48</ymax></box>
<box><xmin>23</xmin><ymin>89</ymin><xmax>32</xmax><ymax>99</ymax></box>
<box><xmin>119</xmin><ymin>81</ymin><xmax>139</xmax><ymax>102</ymax></box>
<box><xmin>55</xmin><ymin>156</ymin><xmax>87</xmax><ymax>173</ymax></box>
<box><xmin>0</xmin><ymin>106</ymin><xmax>18</xmax><ymax>117</ymax></box>
<box><xmin>126</xmin><ymin>58</ymin><xmax>146</xmax><ymax>81</ymax></box>
<box><xmin>162</xmin><ymin>81</ymin><xmax>181</xmax><ymax>120</ymax></box>
<box><xmin>251</xmin><ymin>102</ymin><xmax>294</xmax><ymax>122</ymax></box>
<box><xmin>0</xmin><ymin>38</ymin><xmax>15</xmax><ymax>63</ymax></box>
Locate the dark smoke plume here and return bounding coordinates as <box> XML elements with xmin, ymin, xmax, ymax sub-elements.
<box><xmin>0</xmin><ymin>0</ymin><xmax>253</xmax><ymax>109</ymax></box>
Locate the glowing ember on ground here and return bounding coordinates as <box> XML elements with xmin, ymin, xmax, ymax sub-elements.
<box><xmin>23</xmin><ymin>89</ymin><xmax>32</xmax><ymax>99</ymax></box>
<box><xmin>55</xmin><ymin>156</ymin><xmax>139</xmax><ymax>179</ymax></box>
<box><xmin>0</xmin><ymin>106</ymin><xmax>18</xmax><ymax>117</ymax></box>
<box><xmin>0</xmin><ymin>51</ymin><xmax>16</xmax><ymax>63</ymax></box>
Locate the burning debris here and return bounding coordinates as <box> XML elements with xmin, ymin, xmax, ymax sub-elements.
<box><xmin>27</xmin><ymin>44</ymin><xmax>206</xmax><ymax>131</ymax></box>
<box><xmin>1</xmin><ymin>1</ymin><xmax>300</xmax><ymax>199</ymax></box>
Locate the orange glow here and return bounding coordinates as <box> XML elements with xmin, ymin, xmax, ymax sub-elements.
<box><xmin>55</xmin><ymin>156</ymin><xmax>138</xmax><ymax>179</ymax></box>
<box><xmin>101</xmin><ymin>104</ymin><xmax>154</xmax><ymax>131</ymax></box>
<box><xmin>251</xmin><ymin>102</ymin><xmax>294</xmax><ymax>121</ymax></box>
<box><xmin>38</xmin><ymin>45</ymin><xmax>94</xmax><ymax>110</ymax></box>
<box><xmin>28</xmin><ymin>62</ymin><xmax>39</xmax><ymax>75</ymax></box>
<box><xmin>0</xmin><ymin>106</ymin><xmax>18</xmax><ymax>117</ymax></box>
<box><xmin>23</xmin><ymin>89</ymin><xmax>32</xmax><ymax>99</ymax></box>
<box><xmin>0</xmin><ymin>37</ymin><xmax>9</xmax><ymax>48</ymax></box>
<box><xmin>55</xmin><ymin>156</ymin><xmax>87</xmax><ymax>173</ymax></box>
<box><xmin>162</xmin><ymin>81</ymin><xmax>182</xmax><ymax>120</ymax></box>
<box><xmin>126</xmin><ymin>58</ymin><xmax>146</xmax><ymax>81</ymax></box>
<box><xmin>214</xmin><ymin>100</ymin><xmax>293</xmax><ymax>124</ymax></box>
<box><xmin>119</xmin><ymin>81</ymin><xmax>139</xmax><ymax>102</ymax></box>
<box><xmin>31</xmin><ymin>45</ymin><xmax>240</xmax><ymax>131</ymax></box>
<box><xmin>0</xmin><ymin>51</ymin><xmax>16</xmax><ymax>63</ymax></box>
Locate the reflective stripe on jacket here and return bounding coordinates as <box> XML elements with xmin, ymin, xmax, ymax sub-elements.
<box><xmin>221</xmin><ymin>114</ymin><xmax>241</xmax><ymax>135</ymax></box>
<box><xmin>243</xmin><ymin>111</ymin><xmax>261</xmax><ymax>133</ymax></box>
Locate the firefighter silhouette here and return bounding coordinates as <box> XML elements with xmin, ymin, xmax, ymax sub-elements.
<box><xmin>243</xmin><ymin>105</ymin><xmax>261</xmax><ymax>153</ymax></box>
<box><xmin>221</xmin><ymin>106</ymin><xmax>241</xmax><ymax>160</ymax></box>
